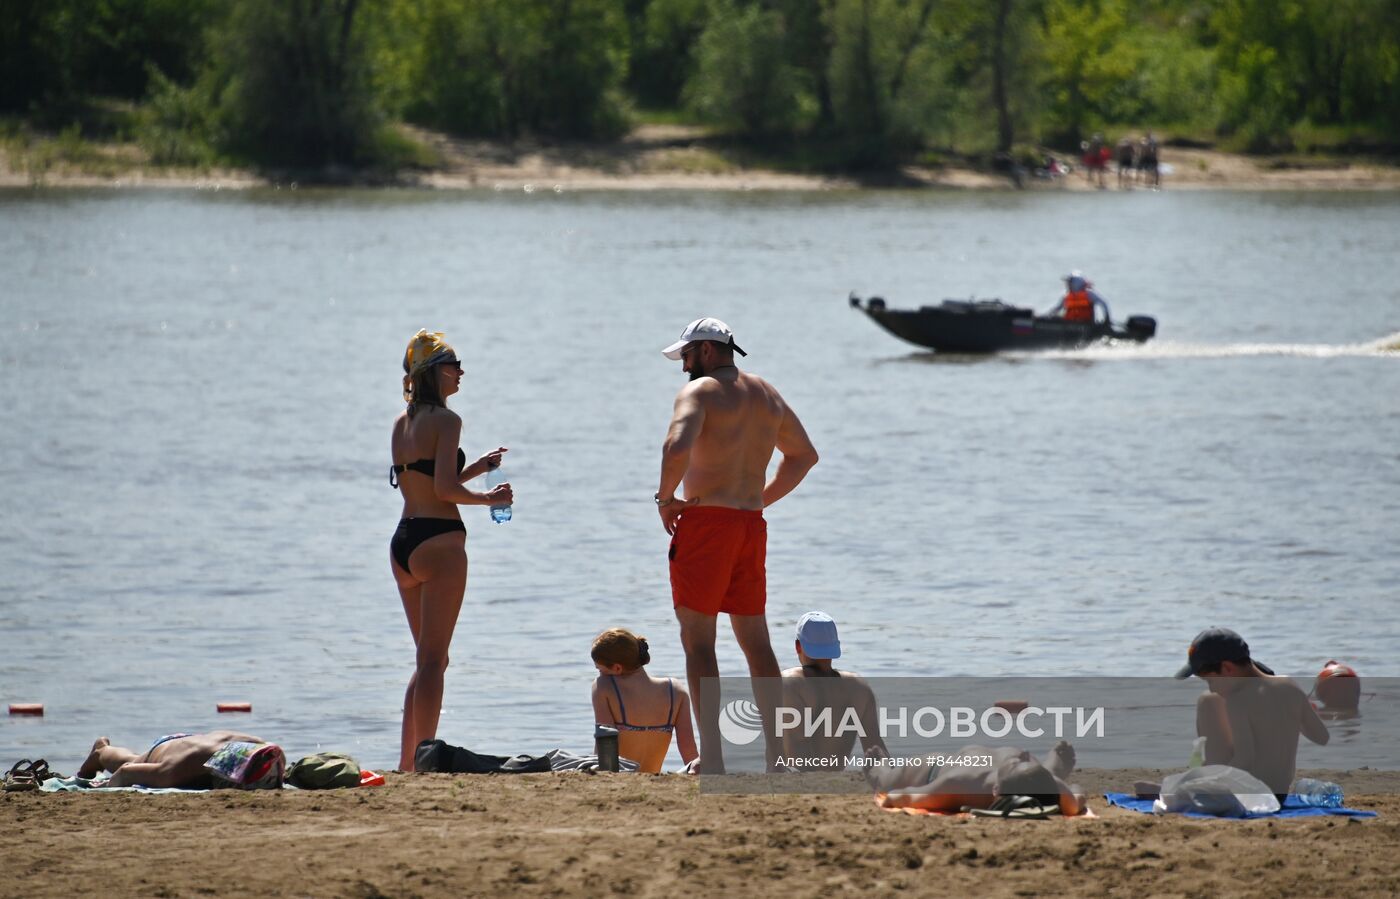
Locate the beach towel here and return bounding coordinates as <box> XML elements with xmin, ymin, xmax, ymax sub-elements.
<box><xmin>874</xmin><ymin>794</ymin><xmax>1096</xmax><ymax>818</ymax></box>
<box><xmin>40</xmin><ymin>776</ymin><xmax>207</xmax><ymax>794</ymax></box>
<box><xmin>1104</xmin><ymin>793</ymin><xmax>1377</xmax><ymax>819</ymax></box>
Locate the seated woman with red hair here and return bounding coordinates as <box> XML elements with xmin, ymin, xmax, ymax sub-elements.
<box><xmin>591</xmin><ymin>628</ymin><xmax>699</xmax><ymax>773</ymax></box>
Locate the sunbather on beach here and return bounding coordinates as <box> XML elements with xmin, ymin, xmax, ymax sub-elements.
<box><xmin>875</xmin><ymin>741</ymin><xmax>1085</xmax><ymax>816</ymax></box>
<box><xmin>75</xmin><ymin>732</ymin><xmax>284</xmax><ymax>789</ymax></box>
<box><xmin>1173</xmin><ymin>627</ymin><xmax>1330</xmax><ymax>796</ymax></box>
<box><xmin>592</xmin><ymin>628</ymin><xmax>700</xmax><ymax>773</ymax></box>
<box><xmin>779</xmin><ymin>611</ymin><xmax>887</xmax><ymax>768</ymax></box>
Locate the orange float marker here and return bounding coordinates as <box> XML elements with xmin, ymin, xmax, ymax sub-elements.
<box><xmin>359</xmin><ymin>770</ymin><xmax>386</xmax><ymax>787</ymax></box>
<box><xmin>8</xmin><ymin>703</ymin><xmax>44</xmax><ymax>716</ymax></box>
<box><xmin>216</xmin><ymin>702</ymin><xmax>253</xmax><ymax>713</ymax></box>
<box><xmin>1315</xmin><ymin>660</ymin><xmax>1361</xmax><ymax>710</ymax></box>
<box><xmin>994</xmin><ymin>700</ymin><xmax>1029</xmax><ymax>716</ymax></box>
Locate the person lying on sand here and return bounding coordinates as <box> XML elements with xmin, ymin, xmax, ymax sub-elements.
<box><xmin>1168</xmin><ymin>627</ymin><xmax>1329</xmax><ymax>798</ymax></box>
<box><xmin>591</xmin><ymin>628</ymin><xmax>699</xmax><ymax>773</ymax></box>
<box><xmin>76</xmin><ymin>732</ymin><xmax>285</xmax><ymax>789</ymax></box>
<box><xmin>779</xmin><ymin>611</ymin><xmax>887</xmax><ymax>769</ymax></box>
<box><xmin>873</xmin><ymin>741</ymin><xmax>1085</xmax><ymax>816</ymax></box>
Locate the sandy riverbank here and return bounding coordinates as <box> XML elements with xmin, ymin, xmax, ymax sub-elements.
<box><xmin>2</xmin><ymin>769</ymin><xmax>1396</xmax><ymax>898</ymax></box>
<box><xmin>3</xmin><ymin>125</ymin><xmax>1400</xmax><ymax>193</ymax></box>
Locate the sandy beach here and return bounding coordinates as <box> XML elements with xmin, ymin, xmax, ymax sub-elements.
<box><xmin>3</xmin><ymin>125</ymin><xmax>1399</xmax><ymax>192</ymax></box>
<box><xmin>2</xmin><ymin>769</ymin><xmax>1395</xmax><ymax>898</ymax></box>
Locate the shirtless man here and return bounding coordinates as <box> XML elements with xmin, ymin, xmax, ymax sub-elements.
<box><xmin>876</xmin><ymin>741</ymin><xmax>1085</xmax><ymax>816</ymax></box>
<box><xmin>780</xmin><ymin>611</ymin><xmax>887</xmax><ymax>768</ymax></box>
<box><xmin>657</xmin><ymin>317</ymin><xmax>819</xmax><ymax>773</ymax></box>
<box><xmin>1174</xmin><ymin>627</ymin><xmax>1329</xmax><ymax>796</ymax></box>
<box><xmin>76</xmin><ymin>731</ymin><xmax>282</xmax><ymax>789</ymax></box>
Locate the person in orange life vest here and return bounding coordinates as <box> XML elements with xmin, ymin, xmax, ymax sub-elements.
<box><xmin>1048</xmin><ymin>271</ymin><xmax>1109</xmax><ymax>323</ymax></box>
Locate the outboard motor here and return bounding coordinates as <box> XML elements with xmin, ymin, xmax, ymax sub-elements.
<box><xmin>1125</xmin><ymin>315</ymin><xmax>1156</xmax><ymax>341</ymax></box>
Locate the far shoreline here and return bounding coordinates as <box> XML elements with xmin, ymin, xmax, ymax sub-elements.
<box><xmin>5</xmin><ymin>125</ymin><xmax>1400</xmax><ymax>194</ymax></box>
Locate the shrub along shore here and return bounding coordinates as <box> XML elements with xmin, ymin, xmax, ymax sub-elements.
<box><xmin>4</xmin><ymin>0</ymin><xmax>1398</xmax><ymax>181</ymax></box>
<box><xmin>4</xmin><ymin>119</ymin><xmax>1399</xmax><ymax>192</ymax></box>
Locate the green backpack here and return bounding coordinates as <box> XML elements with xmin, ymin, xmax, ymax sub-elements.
<box><xmin>285</xmin><ymin>752</ymin><xmax>361</xmax><ymax>789</ymax></box>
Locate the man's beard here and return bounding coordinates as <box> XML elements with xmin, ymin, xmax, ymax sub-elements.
<box><xmin>687</xmin><ymin>358</ymin><xmax>705</xmax><ymax>381</ymax></box>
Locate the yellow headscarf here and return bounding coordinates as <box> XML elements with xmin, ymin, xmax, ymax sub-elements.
<box><xmin>402</xmin><ymin>328</ymin><xmax>457</xmax><ymax>403</ymax></box>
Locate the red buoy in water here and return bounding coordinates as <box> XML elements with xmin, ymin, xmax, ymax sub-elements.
<box><xmin>216</xmin><ymin>702</ymin><xmax>253</xmax><ymax>713</ymax></box>
<box><xmin>1315</xmin><ymin>660</ymin><xmax>1360</xmax><ymax>710</ymax></box>
<box><xmin>8</xmin><ymin>703</ymin><xmax>44</xmax><ymax>716</ymax></box>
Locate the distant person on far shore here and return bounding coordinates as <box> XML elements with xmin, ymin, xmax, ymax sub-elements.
<box><xmin>591</xmin><ymin>627</ymin><xmax>699</xmax><ymax>773</ymax></box>
<box><xmin>780</xmin><ymin>611</ymin><xmax>888</xmax><ymax>769</ymax></box>
<box><xmin>1083</xmin><ymin>134</ymin><xmax>1108</xmax><ymax>188</ymax></box>
<box><xmin>1117</xmin><ymin>136</ymin><xmax>1138</xmax><ymax>188</ymax></box>
<box><xmin>1140</xmin><ymin>131</ymin><xmax>1160</xmax><ymax>188</ymax></box>
<box><xmin>1171</xmin><ymin>627</ymin><xmax>1329</xmax><ymax>798</ymax></box>
<box><xmin>1048</xmin><ymin>271</ymin><xmax>1110</xmax><ymax>323</ymax></box>
<box><xmin>390</xmin><ymin>329</ymin><xmax>513</xmax><ymax>772</ymax></box>
<box><xmin>657</xmin><ymin>317</ymin><xmax>819</xmax><ymax>774</ymax></box>
<box><xmin>76</xmin><ymin>732</ymin><xmax>284</xmax><ymax>789</ymax></box>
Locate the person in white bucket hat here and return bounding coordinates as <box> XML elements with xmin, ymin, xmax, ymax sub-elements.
<box><xmin>656</xmin><ymin>316</ymin><xmax>819</xmax><ymax>774</ymax></box>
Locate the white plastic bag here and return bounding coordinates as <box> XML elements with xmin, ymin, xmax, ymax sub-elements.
<box><xmin>1152</xmin><ymin>765</ymin><xmax>1281</xmax><ymax>817</ymax></box>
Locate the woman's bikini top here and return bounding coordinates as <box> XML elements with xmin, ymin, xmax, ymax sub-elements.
<box><xmin>390</xmin><ymin>448</ymin><xmax>466</xmax><ymax>487</ymax></box>
<box><xmin>608</xmin><ymin>675</ymin><xmax>676</xmax><ymax>733</ymax></box>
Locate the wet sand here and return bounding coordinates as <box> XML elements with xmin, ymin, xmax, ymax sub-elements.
<box><xmin>3</xmin><ymin>769</ymin><xmax>1396</xmax><ymax>897</ymax></box>
<box><xmin>3</xmin><ymin>125</ymin><xmax>1398</xmax><ymax>192</ymax></box>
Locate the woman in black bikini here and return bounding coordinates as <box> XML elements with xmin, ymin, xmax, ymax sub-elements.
<box><xmin>391</xmin><ymin>329</ymin><xmax>512</xmax><ymax>771</ymax></box>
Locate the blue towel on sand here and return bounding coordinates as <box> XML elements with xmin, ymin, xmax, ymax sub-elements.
<box><xmin>1104</xmin><ymin>792</ymin><xmax>1377</xmax><ymax>819</ymax></box>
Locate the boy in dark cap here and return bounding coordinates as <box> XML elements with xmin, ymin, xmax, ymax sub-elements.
<box><xmin>1175</xmin><ymin>628</ymin><xmax>1330</xmax><ymax>797</ymax></box>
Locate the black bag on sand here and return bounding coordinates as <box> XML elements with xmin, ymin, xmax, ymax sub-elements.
<box><xmin>414</xmin><ymin>740</ymin><xmax>552</xmax><ymax>774</ymax></box>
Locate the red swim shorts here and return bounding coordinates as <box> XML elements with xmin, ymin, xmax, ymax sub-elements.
<box><xmin>669</xmin><ymin>506</ymin><xmax>767</xmax><ymax>616</ymax></box>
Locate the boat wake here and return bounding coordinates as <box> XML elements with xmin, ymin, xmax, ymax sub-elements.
<box><xmin>1016</xmin><ymin>331</ymin><xmax>1400</xmax><ymax>362</ymax></box>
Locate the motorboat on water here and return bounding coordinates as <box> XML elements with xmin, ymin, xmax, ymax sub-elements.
<box><xmin>849</xmin><ymin>293</ymin><xmax>1157</xmax><ymax>353</ymax></box>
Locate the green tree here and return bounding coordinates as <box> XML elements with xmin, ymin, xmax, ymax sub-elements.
<box><xmin>210</xmin><ymin>0</ymin><xmax>383</xmax><ymax>166</ymax></box>
<box><xmin>626</xmin><ymin>0</ymin><xmax>709</xmax><ymax>109</ymax></box>
<box><xmin>685</xmin><ymin>0</ymin><xmax>812</xmax><ymax>136</ymax></box>
<box><xmin>391</xmin><ymin>0</ymin><xmax>629</xmax><ymax>139</ymax></box>
<box><xmin>1038</xmin><ymin>0</ymin><xmax>1139</xmax><ymax>144</ymax></box>
<box><xmin>824</xmin><ymin>0</ymin><xmax>941</xmax><ymax>164</ymax></box>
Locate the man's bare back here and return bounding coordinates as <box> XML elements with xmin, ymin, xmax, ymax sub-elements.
<box><xmin>673</xmin><ymin>370</ymin><xmax>785</xmax><ymax>509</ymax></box>
<box><xmin>1175</xmin><ymin>629</ymin><xmax>1329</xmax><ymax>795</ymax></box>
<box><xmin>1198</xmin><ymin>672</ymin><xmax>1329</xmax><ymax>794</ymax></box>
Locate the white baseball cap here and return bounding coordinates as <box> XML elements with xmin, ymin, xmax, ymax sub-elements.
<box><xmin>661</xmin><ymin>317</ymin><xmax>747</xmax><ymax>360</ymax></box>
<box><xmin>795</xmin><ymin>611</ymin><xmax>841</xmax><ymax>659</ymax></box>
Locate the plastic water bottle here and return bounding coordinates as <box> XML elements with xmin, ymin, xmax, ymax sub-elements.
<box><xmin>486</xmin><ymin>461</ymin><xmax>511</xmax><ymax>523</ymax></box>
<box><xmin>1188</xmin><ymin>736</ymin><xmax>1206</xmax><ymax>768</ymax></box>
<box><xmin>1294</xmin><ymin>777</ymin><xmax>1343</xmax><ymax>808</ymax></box>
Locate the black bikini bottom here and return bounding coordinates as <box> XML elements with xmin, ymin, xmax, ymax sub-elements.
<box><xmin>391</xmin><ymin>518</ymin><xmax>465</xmax><ymax>574</ymax></box>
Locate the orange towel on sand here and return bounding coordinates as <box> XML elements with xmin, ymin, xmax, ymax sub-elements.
<box><xmin>873</xmin><ymin>794</ymin><xmax>1096</xmax><ymax>818</ymax></box>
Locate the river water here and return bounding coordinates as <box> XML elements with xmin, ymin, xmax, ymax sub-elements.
<box><xmin>2</xmin><ymin>186</ymin><xmax>1398</xmax><ymax>773</ymax></box>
